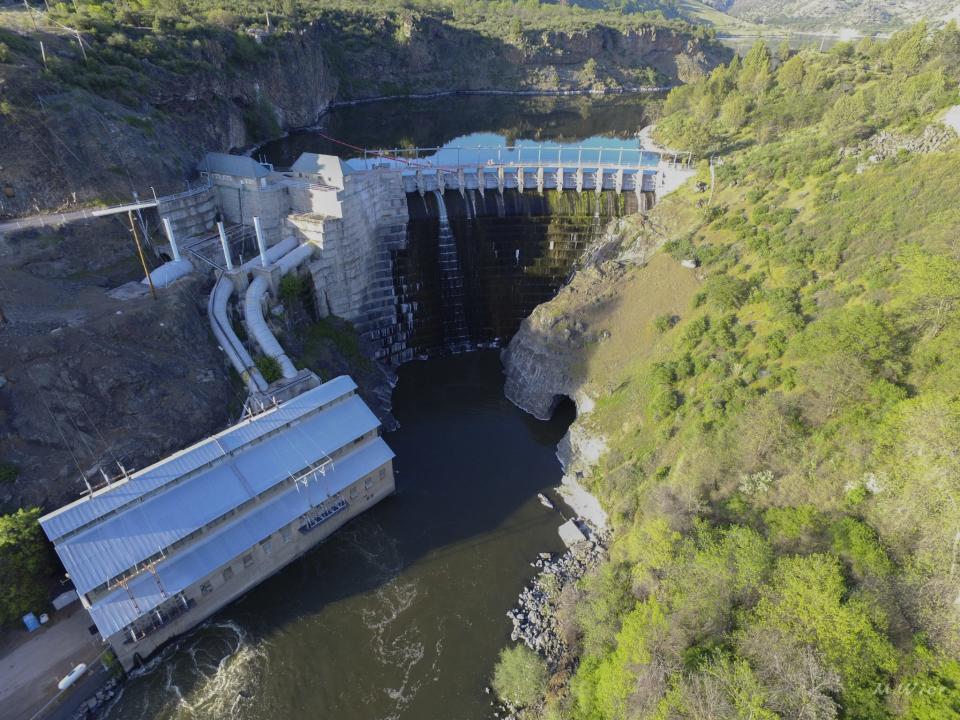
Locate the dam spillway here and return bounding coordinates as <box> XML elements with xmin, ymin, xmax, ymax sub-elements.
<box><xmin>380</xmin><ymin>187</ymin><xmax>642</xmax><ymax>363</ymax></box>
<box><xmin>433</xmin><ymin>190</ymin><xmax>472</xmax><ymax>353</ymax></box>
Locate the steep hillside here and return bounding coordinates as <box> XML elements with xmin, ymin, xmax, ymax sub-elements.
<box><xmin>501</xmin><ymin>24</ymin><xmax>960</xmax><ymax>719</ymax></box>
<box><xmin>560</xmin><ymin>0</ymin><xmax>959</xmax><ymax>32</ymax></box>
<box><xmin>701</xmin><ymin>0</ymin><xmax>959</xmax><ymax>31</ymax></box>
<box><xmin>0</xmin><ymin>1</ymin><xmax>727</xmax><ymax>217</ymax></box>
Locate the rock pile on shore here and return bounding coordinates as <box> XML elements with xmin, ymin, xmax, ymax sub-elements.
<box><xmin>507</xmin><ymin>530</ymin><xmax>608</xmax><ymax>668</ymax></box>
<box><xmin>72</xmin><ymin>677</ymin><xmax>120</xmax><ymax>719</ymax></box>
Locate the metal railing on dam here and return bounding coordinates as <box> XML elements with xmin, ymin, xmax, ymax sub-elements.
<box><xmin>352</xmin><ymin>143</ymin><xmax>680</xmax><ymax>171</ymax></box>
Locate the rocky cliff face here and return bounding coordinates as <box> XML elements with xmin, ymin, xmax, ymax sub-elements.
<box><xmin>0</xmin><ymin>218</ymin><xmax>237</xmax><ymax>511</ymax></box>
<box><xmin>0</xmin><ymin>17</ymin><xmax>727</xmax><ymax>217</ymax></box>
<box><xmin>0</xmin><ymin>23</ymin><xmax>336</xmax><ymax>217</ymax></box>
<box><xmin>335</xmin><ymin>17</ymin><xmax>726</xmax><ymax>97</ymax></box>
<box><xmin>502</xmin><ymin>197</ymin><xmax>701</xmax><ymax>511</ymax></box>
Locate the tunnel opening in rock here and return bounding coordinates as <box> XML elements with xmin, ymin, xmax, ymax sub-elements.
<box><xmin>548</xmin><ymin>394</ymin><xmax>577</xmax><ymax>424</ymax></box>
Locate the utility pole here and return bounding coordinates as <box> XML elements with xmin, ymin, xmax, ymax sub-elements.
<box><xmin>75</xmin><ymin>31</ymin><xmax>87</xmax><ymax>61</ymax></box>
<box><xmin>129</xmin><ymin>211</ymin><xmax>156</xmax><ymax>299</ymax></box>
<box><xmin>24</xmin><ymin>1</ymin><xmax>38</xmax><ymax>31</ymax></box>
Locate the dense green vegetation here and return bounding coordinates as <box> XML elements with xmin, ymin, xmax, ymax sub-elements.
<box><xmin>0</xmin><ymin>508</ymin><xmax>53</xmax><ymax>625</ymax></box>
<box><xmin>658</xmin><ymin>22</ymin><xmax>960</xmax><ymax>155</ymax></box>
<box><xmin>36</xmin><ymin>0</ymin><xmax>709</xmax><ymax>39</ymax></box>
<box><xmin>538</xmin><ymin>24</ymin><xmax>960</xmax><ymax>720</ymax></box>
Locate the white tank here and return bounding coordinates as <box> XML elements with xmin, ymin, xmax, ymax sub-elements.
<box><xmin>57</xmin><ymin>663</ymin><xmax>87</xmax><ymax>691</ymax></box>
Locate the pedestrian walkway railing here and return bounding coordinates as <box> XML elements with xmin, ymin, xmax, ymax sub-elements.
<box><xmin>354</xmin><ymin>144</ymin><xmax>671</xmax><ymax>172</ymax></box>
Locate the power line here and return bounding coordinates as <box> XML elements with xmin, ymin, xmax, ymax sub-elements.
<box><xmin>26</xmin><ymin>369</ymin><xmax>91</xmax><ymax>492</ymax></box>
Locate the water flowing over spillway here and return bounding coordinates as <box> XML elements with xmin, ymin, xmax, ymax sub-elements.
<box><xmin>434</xmin><ymin>190</ymin><xmax>472</xmax><ymax>353</ymax></box>
<box><xmin>386</xmin><ymin>188</ymin><xmax>637</xmax><ymax>363</ymax></box>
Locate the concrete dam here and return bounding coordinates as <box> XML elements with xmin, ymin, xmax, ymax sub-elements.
<box><xmin>148</xmin><ymin>144</ymin><xmax>681</xmax><ymax>377</ymax></box>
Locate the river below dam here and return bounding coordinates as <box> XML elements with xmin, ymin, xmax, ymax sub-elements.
<box><xmin>98</xmin><ymin>93</ymin><xmax>654</xmax><ymax>720</ymax></box>
<box><xmin>99</xmin><ymin>352</ymin><xmax>574</xmax><ymax>720</ymax></box>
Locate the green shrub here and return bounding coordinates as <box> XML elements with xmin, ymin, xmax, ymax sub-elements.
<box><xmin>654</xmin><ymin>313</ymin><xmax>675</xmax><ymax>333</ymax></box>
<box><xmin>492</xmin><ymin>645</ymin><xmax>548</xmax><ymax>708</ymax></box>
<box><xmin>255</xmin><ymin>355</ymin><xmax>282</xmax><ymax>383</ymax></box>
<box><xmin>243</xmin><ymin>97</ymin><xmax>280</xmax><ymax>141</ymax></box>
<box><xmin>279</xmin><ymin>273</ymin><xmax>306</xmax><ymax>304</ymax></box>
<box><xmin>830</xmin><ymin>517</ymin><xmax>894</xmax><ymax>578</ymax></box>
<box><xmin>649</xmin><ymin>387</ymin><xmax>681</xmax><ymax>419</ymax></box>
<box><xmin>681</xmin><ymin>315</ymin><xmax>710</xmax><ymax>347</ymax></box>
<box><xmin>0</xmin><ymin>508</ymin><xmax>52</xmax><ymax>625</ymax></box>
<box><xmin>705</xmin><ymin>274</ymin><xmax>752</xmax><ymax>311</ymax></box>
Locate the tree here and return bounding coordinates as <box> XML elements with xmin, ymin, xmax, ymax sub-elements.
<box><xmin>825</xmin><ymin>91</ymin><xmax>870</xmax><ymax>138</ymax></box>
<box><xmin>776</xmin><ymin>39</ymin><xmax>791</xmax><ymax>63</ymax></box>
<box><xmin>873</xmin><ymin>395</ymin><xmax>960</xmax><ymax>583</ymax></box>
<box><xmin>751</xmin><ymin>554</ymin><xmax>897</xmax><ymax>716</ymax></box>
<box><xmin>893</xmin><ymin>245</ymin><xmax>960</xmax><ymax>338</ymax></box>
<box><xmin>739</xmin><ymin>40</ymin><xmax>772</xmax><ymax>99</ymax></box>
<box><xmin>657</xmin><ymin>652</ymin><xmax>778</xmax><ymax>720</ymax></box>
<box><xmin>280</xmin><ymin>0</ymin><xmax>300</xmax><ymax>26</ymax></box>
<box><xmin>889</xmin><ymin>21</ymin><xmax>929</xmax><ymax>73</ymax></box>
<box><xmin>798</xmin><ymin>305</ymin><xmax>905</xmax><ymax>378</ymax></box>
<box><xmin>738</xmin><ymin>626</ymin><xmax>841</xmax><ymax>720</ymax></box>
<box><xmin>719</xmin><ymin>93</ymin><xmax>750</xmax><ymax>131</ymax></box>
<box><xmin>571</xmin><ymin>598</ymin><xmax>668</xmax><ymax>720</ymax></box>
<box><xmin>206</xmin><ymin>8</ymin><xmax>239</xmax><ymax>29</ymax></box>
<box><xmin>777</xmin><ymin>54</ymin><xmax>805</xmax><ymax>94</ymax></box>
<box><xmin>0</xmin><ymin>508</ymin><xmax>52</xmax><ymax>625</ymax></box>
<box><xmin>492</xmin><ymin>645</ymin><xmax>548</xmax><ymax>708</ymax></box>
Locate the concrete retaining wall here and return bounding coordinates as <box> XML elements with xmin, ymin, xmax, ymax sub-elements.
<box><xmin>157</xmin><ymin>187</ymin><xmax>218</xmax><ymax>245</ymax></box>
<box><xmin>294</xmin><ymin>170</ymin><xmax>409</xmax><ymax>337</ymax></box>
<box><xmin>214</xmin><ymin>179</ymin><xmax>289</xmax><ymax>245</ymax></box>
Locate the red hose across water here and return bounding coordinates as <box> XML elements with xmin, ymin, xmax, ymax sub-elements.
<box><xmin>311</xmin><ymin>130</ymin><xmax>434</xmax><ymax>168</ymax></box>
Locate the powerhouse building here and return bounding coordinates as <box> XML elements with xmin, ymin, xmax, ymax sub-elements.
<box><xmin>39</xmin><ymin>376</ymin><xmax>395</xmax><ymax>669</ymax></box>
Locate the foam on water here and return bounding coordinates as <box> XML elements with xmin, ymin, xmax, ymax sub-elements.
<box><xmin>98</xmin><ymin>621</ymin><xmax>267</xmax><ymax>720</ymax></box>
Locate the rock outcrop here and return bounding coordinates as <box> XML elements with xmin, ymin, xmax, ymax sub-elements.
<box><xmin>507</xmin><ymin>538</ymin><xmax>608</xmax><ymax>667</ymax></box>
<box><xmin>502</xmin><ymin>215</ymin><xmax>665</xmax><ymax>419</ymax></box>
<box><xmin>845</xmin><ymin>124</ymin><xmax>959</xmax><ymax>164</ymax></box>
<box><xmin>502</xmin><ymin>197</ymin><xmax>701</xmax><ymax>524</ymax></box>
<box><xmin>0</xmin><ymin>219</ymin><xmax>236</xmax><ymax>511</ymax></box>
